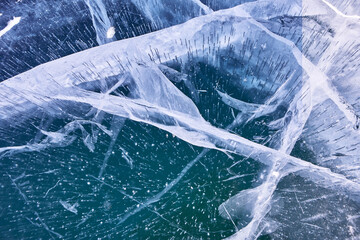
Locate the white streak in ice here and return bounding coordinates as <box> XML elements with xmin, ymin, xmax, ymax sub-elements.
<box><xmin>191</xmin><ymin>0</ymin><xmax>214</xmax><ymax>14</ymax></box>
<box><xmin>84</xmin><ymin>0</ymin><xmax>114</xmax><ymax>45</ymax></box>
<box><xmin>0</xmin><ymin>17</ymin><xmax>21</xmax><ymax>38</ymax></box>
<box><xmin>322</xmin><ymin>0</ymin><xmax>360</xmax><ymax>19</ymax></box>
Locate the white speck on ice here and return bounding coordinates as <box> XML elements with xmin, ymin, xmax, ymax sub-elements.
<box><xmin>0</xmin><ymin>16</ymin><xmax>21</xmax><ymax>38</ymax></box>
<box><xmin>106</xmin><ymin>26</ymin><xmax>115</xmax><ymax>39</ymax></box>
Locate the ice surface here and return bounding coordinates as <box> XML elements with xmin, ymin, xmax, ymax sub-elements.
<box><xmin>1</xmin><ymin>0</ymin><xmax>360</xmax><ymax>239</ymax></box>
<box><xmin>0</xmin><ymin>0</ymin><xmax>213</xmax><ymax>81</ymax></box>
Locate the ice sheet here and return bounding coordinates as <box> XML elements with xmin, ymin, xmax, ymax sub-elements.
<box><xmin>1</xmin><ymin>0</ymin><xmax>360</xmax><ymax>239</ymax></box>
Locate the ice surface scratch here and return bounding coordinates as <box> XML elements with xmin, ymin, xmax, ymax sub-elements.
<box><xmin>294</xmin><ymin>192</ymin><xmax>305</xmax><ymax>214</ymax></box>
<box><xmin>44</xmin><ymin>179</ymin><xmax>61</xmax><ymax>198</ymax></box>
<box><xmin>222</xmin><ymin>205</ymin><xmax>239</xmax><ymax>231</ymax></box>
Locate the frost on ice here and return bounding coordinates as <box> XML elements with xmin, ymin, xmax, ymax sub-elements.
<box><xmin>1</xmin><ymin>0</ymin><xmax>360</xmax><ymax>239</ymax></box>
